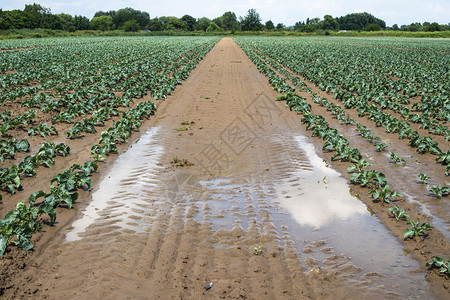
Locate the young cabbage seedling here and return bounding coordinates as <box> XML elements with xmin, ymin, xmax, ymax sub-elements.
<box><xmin>428</xmin><ymin>185</ymin><xmax>449</xmax><ymax>199</ymax></box>
<box><xmin>389</xmin><ymin>205</ymin><xmax>409</xmax><ymax>221</ymax></box>
<box><xmin>171</xmin><ymin>157</ymin><xmax>193</xmax><ymax>167</ymax></box>
<box><xmin>347</xmin><ymin>159</ymin><xmax>373</xmax><ymax>173</ymax></box>
<box><xmin>435</xmin><ymin>150</ymin><xmax>450</xmax><ymax>165</ymax></box>
<box><xmin>254</xmin><ymin>242</ymin><xmax>263</xmax><ymax>255</ymax></box>
<box><xmin>374</xmin><ymin>142</ymin><xmax>387</xmax><ymax>152</ymax></box>
<box><xmin>389</xmin><ymin>152</ymin><xmax>406</xmax><ymax>164</ymax></box>
<box><xmin>404</xmin><ymin>220</ymin><xmax>433</xmax><ymax>238</ymax></box>
<box><xmin>426</xmin><ymin>257</ymin><xmax>450</xmax><ymax>275</ymax></box>
<box><xmin>417</xmin><ymin>173</ymin><xmax>430</xmax><ymax>184</ymax></box>
<box><xmin>369</xmin><ymin>185</ymin><xmax>402</xmax><ymax>203</ymax></box>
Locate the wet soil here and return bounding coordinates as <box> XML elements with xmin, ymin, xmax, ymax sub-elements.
<box><xmin>1</xmin><ymin>37</ymin><xmax>449</xmax><ymax>299</ymax></box>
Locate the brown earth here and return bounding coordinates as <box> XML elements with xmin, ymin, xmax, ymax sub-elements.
<box><xmin>1</xmin><ymin>37</ymin><xmax>449</xmax><ymax>299</ymax></box>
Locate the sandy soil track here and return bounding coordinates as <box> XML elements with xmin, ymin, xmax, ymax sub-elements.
<box><xmin>2</xmin><ymin>37</ymin><xmax>448</xmax><ymax>299</ymax></box>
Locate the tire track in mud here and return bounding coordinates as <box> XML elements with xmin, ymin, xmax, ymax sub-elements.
<box><xmin>6</xmin><ymin>37</ymin><xmax>438</xmax><ymax>299</ymax></box>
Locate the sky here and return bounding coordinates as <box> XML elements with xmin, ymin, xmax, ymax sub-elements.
<box><xmin>1</xmin><ymin>0</ymin><xmax>449</xmax><ymax>27</ymax></box>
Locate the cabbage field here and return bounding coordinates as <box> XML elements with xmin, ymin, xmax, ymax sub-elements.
<box><xmin>234</xmin><ymin>35</ymin><xmax>450</xmax><ymax>276</ymax></box>
<box><xmin>0</xmin><ymin>35</ymin><xmax>449</xmax><ymax>298</ymax></box>
<box><xmin>0</xmin><ymin>36</ymin><xmax>220</xmax><ymax>255</ymax></box>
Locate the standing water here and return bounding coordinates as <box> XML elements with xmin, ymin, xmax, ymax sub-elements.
<box><xmin>65</xmin><ymin>127</ymin><xmax>164</xmax><ymax>241</ymax></box>
<box><xmin>276</xmin><ymin>136</ymin><xmax>431</xmax><ymax>298</ymax></box>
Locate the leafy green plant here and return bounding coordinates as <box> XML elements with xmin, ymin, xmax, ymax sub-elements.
<box><xmin>176</xmin><ymin>127</ymin><xmax>189</xmax><ymax>131</ymax></box>
<box><xmin>404</xmin><ymin>220</ymin><xmax>433</xmax><ymax>238</ymax></box>
<box><xmin>180</xmin><ymin>120</ymin><xmax>194</xmax><ymax>125</ymax></box>
<box><xmin>331</xmin><ymin>146</ymin><xmax>362</xmax><ymax>162</ymax></box>
<box><xmin>417</xmin><ymin>173</ymin><xmax>430</xmax><ymax>184</ymax></box>
<box><xmin>409</xmin><ymin>135</ymin><xmax>441</xmax><ymax>155</ymax></box>
<box><xmin>98</xmin><ymin>132</ymin><xmax>119</xmax><ymax>153</ymax></box>
<box><xmin>28</xmin><ymin>123</ymin><xmax>58</xmax><ymax>137</ymax></box>
<box><xmin>369</xmin><ymin>185</ymin><xmax>402</xmax><ymax>203</ymax></box>
<box><xmin>276</xmin><ymin>94</ymin><xmax>288</xmax><ymax>101</ymax></box>
<box><xmin>350</xmin><ymin>170</ymin><xmax>387</xmax><ymax>187</ymax></box>
<box><xmin>253</xmin><ymin>242</ymin><xmax>263</xmax><ymax>255</ymax></box>
<box><xmin>18</xmin><ymin>155</ymin><xmax>37</xmax><ymax>177</ymax></box>
<box><xmin>347</xmin><ymin>159</ymin><xmax>373</xmax><ymax>173</ymax></box>
<box><xmin>91</xmin><ymin>144</ymin><xmax>108</xmax><ymax>161</ymax></box>
<box><xmin>51</xmin><ymin>169</ymin><xmax>87</xmax><ymax>192</ymax></box>
<box><xmin>426</xmin><ymin>257</ymin><xmax>450</xmax><ymax>275</ymax></box>
<box><xmin>428</xmin><ymin>185</ymin><xmax>450</xmax><ymax>199</ymax></box>
<box><xmin>0</xmin><ymin>201</ymin><xmax>42</xmax><ymax>255</ymax></box>
<box><xmin>374</xmin><ymin>142</ymin><xmax>387</xmax><ymax>152</ymax></box>
<box><xmin>435</xmin><ymin>150</ymin><xmax>450</xmax><ymax>165</ymax></box>
<box><xmin>389</xmin><ymin>205</ymin><xmax>410</xmax><ymax>221</ymax></box>
<box><xmin>54</xmin><ymin>143</ymin><xmax>71</xmax><ymax>157</ymax></box>
<box><xmin>65</xmin><ymin>122</ymin><xmax>84</xmax><ymax>139</ymax></box>
<box><xmin>0</xmin><ymin>165</ymin><xmax>21</xmax><ymax>194</ymax></box>
<box><xmin>0</xmin><ymin>138</ymin><xmax>29</xmax><ymax>161</ymax></box>
<box><xmin>14</xmin><ymin>138</ymin><xmax>30</xmax><ymax>153</ymax></box>
<box><xmin>389</xmin><ymin>151</ymin><xmax>406</xmax><ymax>164</ymax></box>
<box><xmin>171</xmin><ymin>157</ymin><xmax>193</xmax><ymax>167</ymax></box>
<box><xmin>34</xmin><ymin>142</ymin><xmax>70</xmax><ymax>167</ymax></box>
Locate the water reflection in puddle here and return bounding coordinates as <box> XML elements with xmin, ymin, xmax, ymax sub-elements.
<box><xmin>278</xmin><ymin>136</ymin><xmax>367</xmax><ymax>228</ymax></box>
<box><xmin>65</xmin><ymin>127</ymin><xmax>163</xmax><ymax>242</ymax></box>
<box><xmin>276</xmin><ymin>136</ymin><xmax>431</xmax><ymax>298</ymax></box>
<box><xmin>196</xmin><ymin>135</ymin><xmax>432</xmax><ymax>298</ymax></box>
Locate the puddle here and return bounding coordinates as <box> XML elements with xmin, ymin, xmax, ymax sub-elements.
<box><xmin>403</xmin><ymin>191</ymin><xmax>450</xmax><ymax>240</ymax></box>
<box><xmin>65</xmin><ymin>127</ymin><xmax>163</xmax><ymax>242</ymax></box>
<box><xmin>197</xmin><ymin>178</ymin><xmax>256</xmax><ymax>231</ymax></box>
<box><xmin>62</xmin><ymin>124</ymin><xmax>434</xmax><ymax>297</ymax></box>
<box><xmin>276</xmin><ymin>136</ymin><xmax>432</xmax><ymax>298</ymax></box>
<box><xmin>193</xmin><ymin>135</ymin><xmax>432</xmax><ymax>298</ymax></box>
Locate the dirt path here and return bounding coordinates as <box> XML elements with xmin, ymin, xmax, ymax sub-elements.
<box><xmin>3</xmin><ymin>37</ymin><xmax>441</xmax><ymax>299</ymax></box>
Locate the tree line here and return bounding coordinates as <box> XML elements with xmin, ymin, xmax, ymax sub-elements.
<box><xmin>1</xmin><ymin>4</ymin><xmax>449</xmax><ymax>33</ymax></box>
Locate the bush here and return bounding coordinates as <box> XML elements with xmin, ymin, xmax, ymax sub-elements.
<box><xmin>122</xmin><ymin>20</ymin><xmax>140</xmax><ymax>32</ymax></box>
<box><xmin>206</xmin><ymin>22</ymin><xmax>223</xmax><ymax>32</ymax></box>
<box><xmin>365</xmin><ymin>24</ymin><xmax>381</xmax><ymax>31</ymax></box>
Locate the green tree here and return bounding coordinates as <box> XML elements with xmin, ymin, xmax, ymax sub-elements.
<box><xmin>293</xmin><ymin>21</ymin><xmax>304</xmax><ymax>31</ymax></box>
<box><xmin>320</xmin><ymin>15</ymin><xmax>339</xmax><ymax>30</ymax></box>
<box><xmin>73</xmin><ymin>15</ymin><xmax>90</xmax><ymax>30</ymax></box>
<box><xmin>0</xmin><ymin>10</ymin><xmax>25</xmax><ymax>29</ymax></box>
<box><xmin>265</xmin><ymin>20</ymin><xmax>274</xmax><ymax>30</ymax></box>
<box><xmin>402</xmin><ymin>22</ymin><xmax>422</xmax><ymax>31</ymax></box>
<box><xmin>122</xmin><ymin>19</ymin><xmax>139</xmax><ymax>32</ymax></box>
<box><xmin>240</xmin><ymin>9</ymin><xmax>262</xmax><ymax>31</ymax></box>
<box><xmin>41</xmin><ymin>13</ymin><xmax>62</xmax><ymax>29</ymax></box>
<box><xmin>276</xmin><ymin>23</ymin><xmax>285</xmax><ymax>30</ymax></box>
<box><xmin>91</xmin><ymin>15</ymin><xmax>113</xmax><ymax>31</ymax></box>
<box><xmin>148</xmin><ymin>18</ymin><xmax>163</xmax><ymax>31</ymax></box>
<box><xmin>181</xmin><ymin>14</ymin><xmax>196</xmax><ymax>31</ymax></box>
<box><xmin>58</xmin><ymin>13</ymin><xmax>74</xmax><ymax>31</ymax></box>
<box><xmin>222</xmin><ymin>11</ymin><xmax>239</xmax><ymax>31</ymax></box>
<box><xmin>212</xmin><ymin>16</ymin><xmax>223</xmax><ymax>28</ymax></box>
<box><xmin>159</xmin><ymin>17</ymin><xmax>186</xmax><ymax>30</ymax></box>
<box><xmin>206</xmin><ymin>22</ymin><xmax>223</xmax><ymax>31</ymax></box>
<box><xmin>94</xmin><ymin>10</ymin><xmax>115</xmax><ymax>18</ymax></box>
<box><xmin>113</xmin><ymin>8</ymin><xmax>149</xmax><ymax>29</ymax></box>
<box><xmin>194</xmin><ymin>17</ymin><xmax>211</xmax><ymax>31</ymax></box>
<box><xmin>365</xmin><ymin>23</ymin><xmax>381</xmax><ymax>31</ymax></box>
<box><xmin>337</xmin><ymin>12</ymin><xmax>385</xmax><ymax>30</ymax></box>
<box><xmin>425</xmin><ymin>22</ymin><xmax>441</xmax><ymax>31</ymax></box>
<box><xmin>301</xmin><ymin>24</ymin><xmax>315</xmax><ymax>32</ymax></box>
<box><xmin>23</xmin><ymin>3</ymin><xmax>54</xmax><ymax>29</ymax></box>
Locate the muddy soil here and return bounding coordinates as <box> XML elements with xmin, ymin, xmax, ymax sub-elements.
<box><xmin>1</xmin><ymin>37</ymin><xmax>449</xmax><ymax>299</ymax></box>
